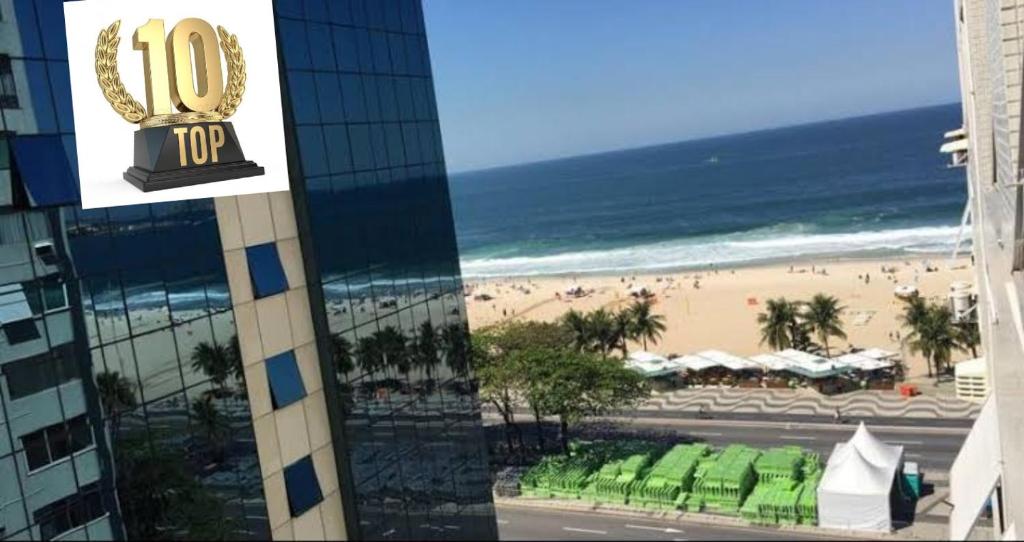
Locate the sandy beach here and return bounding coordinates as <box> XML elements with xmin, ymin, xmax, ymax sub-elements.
<box><xmin>464</xmin><ymin>256</ymin><xmax>975</xmax><ymax>379</ymax></box>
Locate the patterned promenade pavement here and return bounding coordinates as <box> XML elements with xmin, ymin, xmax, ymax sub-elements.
<box><xmin>643</xmin><ymin>388</ymin><xmax>981</xmax><ymax>419</ymax></box>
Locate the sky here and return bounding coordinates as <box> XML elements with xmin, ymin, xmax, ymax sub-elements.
<box><xmin>422</xmin><ymin>0</ymin><xmax>961</xmax><ymax>173</ymax></box>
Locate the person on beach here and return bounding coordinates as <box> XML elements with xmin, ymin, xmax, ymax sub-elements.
<box><xmin>833</xmin><ymin>408</ymin><xmax>842</xmax><ymax>424</ymax></box>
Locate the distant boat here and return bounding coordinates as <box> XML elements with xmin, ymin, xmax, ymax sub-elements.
<box><xmin>705</xmin><ymin>155</ymin><xmax>720</xmax><ymax>164</ymax></box>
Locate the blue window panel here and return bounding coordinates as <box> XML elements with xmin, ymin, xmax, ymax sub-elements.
<box><xmin>37</xmin><ymin>0</ymin><xmax>68</xmax><ymax>60</ymax></box>
<box><xmin>314</xmin><ymin>73</ymin><xmax>344</xmax><ymax>124</ymax></box>
<box><xmin>349</xmin><ymin>0</ymin><xmax>368</xmax><ymax>27</ymax></box>
<box><xmin>369</xmin><ymin>124</ymin><xmax>388</xmax><ymax>169</ymax></box>
<box><xmin>401</xmin><ymin>123</ymin><xmax>422</xmax><ymax>165</ymax></box>
<box><xmin>388</xmin><ymin>34</ymin><xmax>408</xmax><ymax>76</ymax></box>
<box><xmin>348</xmin><ymin>125</ymin><xmax>373</xmax><ymax>171</ymax></box>
<box><xmin>303</xmin><ymin>0</ymin><xmax>329</xmax><ymax>22</ymax></box>
<box><xmin>384</xmin><ymin>124</ymin><xmax>405</xmax><ymax>167</ymax></box>
<box><xmin>274</xmin><ymin>0</ymin><xmax>305</xmax><ymax>18</ymax></box>
<box><xmin>13</xmin><ymin>0</ymin><xmax>43</xmax><ymax>58</ymax></box>
<box><xmin>361</xmin><ymin>75</ymin><xmax>381</xmax><ymax>123</ymax></box>
<box><xmin>393</xmin><ymin>77</ymin><xmax>415</xmax><ymax>120</ymax></box>
<box><xmin>286</xmin><ymin>71</ymin><xmax>319</xmax><ymax>124</ymax></box>
<box><xmin>277</xmin><ymin>19</ymin><xmax>312</xmax><ymax>70</ymax></box>
<box><xmin>327</xmin><ymin>0</ymin><xmax>353</xmax><ymax>25</ymax></box>
<box><xmin>48</xmin><ymin>62</ymin><xmax>74</xmax><ymax>132</ymax></box>
<box><xmin>245</xmin><ymin>243</ymin><xmax>288</xmax><ymax>299</ymax></box>
<box><xmin>307</xmin><ymin>23</ymin><xmax>335</xmax><ymax>71</ymax></box>
<box><xmin>411</xmin><ymin>78</ymin><xmax>430</xmax><ymax>121</ymax></box>
<box><xmin>11</xmin><ymin>135</ymin><xmax>80</xmax><ymax>206</ymax></box>
<box><xmin>283</xmin><ymin>456</ymin><xmax>323</xmax><ymax>517</ymax></box>
<box><xmin>404</xmin><ymin>34</ymin><xmax>424</xmax><ymax>77</ymax></box>
<box><xmin>266</xmin><ymin>350</ymin><xmax>306</xmax><ymax>409</ymax></box>
<box><xmin>355</xmin><ymin>29</ymin><xmax>374</xmax><ymax>73</ymax></box>
<box><xmin>377</xmin><ymin>76</ymin><xmax>398</xmax><ymax>123</ymax></box>
<box><xmin>365</xmin><ymin>0</ymin><xmax>386</xmax><ymax>29</ymax></box>
<box><xmin>24</xmin><ymin>61</ymin><xmax>57</xmax><ymax>133</ymax></box>
<box><xmin>384</xmin><ymin>1</ymin><xmax>404</xmax><ymax>32</ymax></box>
<box><xmin>332</xmin><ymin>27</ymin><xmax>359</xmax><ymax>72</ymax></box>
<box><xmin>370</xmin><ymin>31</ymin><xmax>391</xmax><ymax>74</ymax></box>
<box><xmin>418</xmin><ymin>122</ymin><xmax>439</xmax><ymax>164</ymax></box>
<box><xmin>297</xmin><ymin>126</ymin><xmax>329</xmax><ymax>177</ymax></box>
<box><xmin>399</xmin><ymin>0</ymin><xmax>418</xmax><ymax>34</ymax></box>
<box><xmin>339</xmin><ymin>74</ymin><xmax>367</xmax><ymax>123</ymax></box>
<box><xmin>323</xmin><ymin>125</ymin><xmax>353</xmax><ymax>174</ymax></box>
<box><xmin>62</xmin><ymin>135</ymin><xmax>79</xmax><ymax>183</ymax></box>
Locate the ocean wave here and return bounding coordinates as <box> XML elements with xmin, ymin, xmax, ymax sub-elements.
<box><xmin>459</xmin><ymin>225</ymin><xmax>967</xmax><ymax>278</ymax></box>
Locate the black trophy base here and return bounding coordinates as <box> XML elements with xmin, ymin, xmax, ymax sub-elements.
<box><xmin>124</xmin><ymin>161</ymin><xmax>265</xmax><ymax>192</ymax></box>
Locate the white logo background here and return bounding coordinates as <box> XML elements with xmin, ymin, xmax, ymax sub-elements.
<box><xmin>64</xmin><ymin>0</ymin><xmax>289</xmax><ymax>209</ymax></box>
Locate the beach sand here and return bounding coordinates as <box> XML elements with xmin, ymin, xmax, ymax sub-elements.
<box><xmin>464</xmin><ymin>257</ymin><xmax>975</xmax><ymax>379</ymax></box>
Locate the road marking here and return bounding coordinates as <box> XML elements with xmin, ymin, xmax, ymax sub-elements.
<box><xmin>563</xmin><ymin>527</ymin><xmax>607</xmax><ymax>535</ymax></box>
<box><xmin>496</xmin><ymin>519</ymin><xmax>509</xmax><ymax>525</ymax></box>
<box><xmin>625</xmin><ymin>524</ymin><xmax>684</xmax><ymax>534</ymax></box>
<box><xmin>780</xmin><ymin>435</ymin><xmax>816</xmax><ymax>441</ymax></box>
<box><xmin>886</xmin><ymin>440</ymin><xmax>923</xmax><ymax>446</ymax></box>
<box><xmin>689</xmin><ymin>431</ymin><xmax>722</xmax><ymax>437</ymax></box>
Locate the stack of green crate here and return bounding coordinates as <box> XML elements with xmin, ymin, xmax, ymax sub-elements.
<box><xmin>797</xmin><ymin>471</ymin><xmax>821</xmax><ymax>525</ymax></box>
<box><xmin>754</xmin><ymin>446</ymin><xmax>805</xmax><ymax>484</ymax></box>
<box><xmin>520</xmin><ymin>444</ymin><xmax>606</xmax><ymax>499</ymax></box>
<box><xmin>630</xmin><ymin>443</ymin><xmax>711</xmax><ymax>509</ymax></box>
<box><xmin>581</xmin><ymin>444</ymin><xmax>657</xmax><ymax>504</ymax></box>
<box><xmin>691</xmin><ymin>445</ymin><xmax>761</xmax><ymax>515</ymax></box>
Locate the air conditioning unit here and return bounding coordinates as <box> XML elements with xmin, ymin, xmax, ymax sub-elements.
<box><xmin>33</xmin><ymin>241</ymin><xmax>58</xmax><ymax>265</ymax></box>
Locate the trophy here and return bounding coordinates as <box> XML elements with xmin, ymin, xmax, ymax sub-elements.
<box><xmin>95</xmin><ymin>18</ymin><xmax>264</xmax><ymax>192</ymax></box>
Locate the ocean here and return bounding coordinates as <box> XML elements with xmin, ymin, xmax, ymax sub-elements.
<box><xmin>448</xmin><ymin>103</ymin><xmax>967</xmax><ymax>278</ymax></box>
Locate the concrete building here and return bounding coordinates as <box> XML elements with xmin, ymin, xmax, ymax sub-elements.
<box><xmin>948</xmin><ymin>0</ymin><xmax>1024</xmax><ymax>539</ymax></box>
<box><xmin>0</xmin><ymin>0</ymin><xmax>497</xmax><ymax>540</ymax></box>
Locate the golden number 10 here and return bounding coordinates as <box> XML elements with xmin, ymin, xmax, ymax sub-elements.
<box><xmin>133</xmin><ymin>18</ymin><xmax>223</xmax><ymax>116</ymax></box>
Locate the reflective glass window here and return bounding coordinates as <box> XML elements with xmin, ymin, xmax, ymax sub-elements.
<box><xmin>0</xmin><ymin>55</ymin><xmax>17</xmax><ymax>108</ymax></box>
<box><xmin>266</xmin><ymin>350</ymin><xmax>306</xmax><ymax>409</ymax></box>
<box><xmin>10</xmin><ymin>135</ymin><xmax>80</xmax><ymax>206</ymax></box>
<box><xmin>283</xmin><ymin>456</ymin><xmax>322</xmax><ymax>517</ymax></box>
<box><xmin>246</xmin><ymin>243</ymin><xmax>288</xmax><ymax>298</ymax></box>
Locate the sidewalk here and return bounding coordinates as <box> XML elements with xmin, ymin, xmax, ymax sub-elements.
<box><xmin>645</xmin><ymin>388</ymin><xmax>980</xmax><ymax>420</ymax></box>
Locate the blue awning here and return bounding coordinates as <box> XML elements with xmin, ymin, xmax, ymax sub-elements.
<box><xmin>10</xmin><ymin>135</ymin><xmax>80</xmax><ymax>207</ymax></box>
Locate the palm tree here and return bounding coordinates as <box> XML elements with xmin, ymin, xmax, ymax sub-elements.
<box><xmin>190</xmin><ymin>341</ymin><xmax>234</xmax><ymax>396</ymax></box>
<box><xmin>587</xmin><ymin>309</ymin><xmax>618</xmax><ymax>356</ymax></box>
<box><xmin>227</xmin><ymin>335</ymin><xmax>244</xmax><ymax>396</ymax></box>
<box><xmin>629</xmin><ymin>300</ymin><xmax>667</xmax><ymax>351</ymax></box>
<box><xmin>561</xmin><ymin>309</ymin><xmax>590</xmax><ymax>353</ymax></box>
<box><xmin>612</xmin><ymin>310</ymin><xmax>634</xmax><ymax>358</ymax></box>
<box><xmin>441</xmin><ymin>323</ymin><xmax>471</xmax><ymax>378</ymax></box>
<box><xmin>905</xmin><ymin>304</ymin><xmax>958</xmax><ymax>379</ymax></box>
<box><xmin>898</xmin><ymin>296</ymin><xmax>929</xmax><ymax>341</ymax></box>
<box><xmin>191</xmin><ymin>395</ymin><xmax>229</xmax><ymax>463</ymax></box>
<box><xmin>802</xmin><ymin>294</ymin><xmax>847</xmax><ymax>358</ymax></box>
<box><xmin>757</xmin><ymin>298</ymin><xmax>799</xmax><ymax>350</ymax></box>
<box><xmin>331</xmin><ymin>334</ymin><xmax>355</xmax><ymax>379</ymax></box>
<box><xmin>413</xmin><ymin>321</ymin><xmax>440</xmax><ymax>382</ymax></box>
<box><xmin>376</xmin><ymin>326</ymin><xmax>411</xmax><ymax>378</ymax></box>
<box><xmin>96</xmin><ymin>371</ymin><xmax>137</xmax><ymax>450</ymax></box>
<box><xmin>356</xmin><ymin>335</ymin><xmax>384</xmax><ymax>379</ymax></box>
<box><xmin>954</xmin><ymin>322</ymin><xmax>981</xmax><ymax>359</ymax></box>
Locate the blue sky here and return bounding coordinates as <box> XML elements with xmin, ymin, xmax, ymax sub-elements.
<box><xmin>422</xmin><ymin>0</ymin><xmax>960</xmax><ymax>173</ymax></box>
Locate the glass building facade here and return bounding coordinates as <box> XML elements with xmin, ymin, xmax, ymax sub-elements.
<box><xmin>0</xmin><ymin>0</ymin><xmax>497</xmax><ymax>540</ymax></box>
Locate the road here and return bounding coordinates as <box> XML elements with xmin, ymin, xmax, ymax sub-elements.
<box><xmin>496</xmin><ymin>504</ymin><xmax>856</xmax><ymax>541</ymax></box>
<box><xmin>490</xmin><ymin>413</ymin><xmax>967</xmax><ymax>474</ymax></box>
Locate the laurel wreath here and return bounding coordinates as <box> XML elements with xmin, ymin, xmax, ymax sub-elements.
<box><xmin>94</xmin><ymin>20</ymin><xmax>247</xmax><ymax>124</ymax></box>
<box><xmin>94</xmin><ymin>21</ymin><xmax>147</xmax><ymax>123</ymax></box>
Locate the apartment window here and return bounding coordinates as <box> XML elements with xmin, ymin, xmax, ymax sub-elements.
<box><xmin>21</xmin><ymin>415</ymin><xmax>93</xmax><ymax>471</ymax></box>
<box><xmin>24</xmin><ymin>278</ymin><xmax>68</xmax><ymax>315</ymax></box>
<box><xmin>266</xmin><ymin>350</ymin><xmax>306</xmax><ymax>409</ymax></box>
<box><xmin>3</xmin><ymin>345</ymin><xmax>80</xmax><ymax>400</ymax></box>
<box><xmin>283</xmin><ymin>456</ymin><xmax>322</xmax><ymax>517</ymax></box>
<box><xmin>33</xmin><ymin>483</ymin><xmax>104</xmax><ymax>541</ymax></box>
<box><xmin>0</xmin><ymin>56</ymin><xmax>17</xmax><ymax>109</ymax></box>
<box><xmin>246</xmin><ymin>243</ymin><xmax>288</xmax><ymax>298</ymax></box>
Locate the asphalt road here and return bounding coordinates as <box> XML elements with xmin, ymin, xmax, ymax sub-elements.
<box><xmin>489</xmin><ymin>414</ymin><xmax>967</xmax><ymax>474</ymax></box>
<box><xmin>496</xmin><ymin>505</ymin><xmax>857</xmax><ymax>541</ymax></box>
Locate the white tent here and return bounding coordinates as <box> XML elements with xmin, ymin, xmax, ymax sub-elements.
<box><xmin>693</xmin><ymin>350</ymin><xmax>762</xmax><ymax>371</ymax></box>
<box><xmin>625</xmin><ymin>351</ymin><xmax>685</xmax><ymax>378</ymax></box>
<box><xmin>818</xmin><ymin>423</ymin><xmax>903</xmax><ymax>532</ymax></box>
<box><xmin>834</xmin><ymin>353</ymin><xmax>894</xmax><ymax>372</ymax></box>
